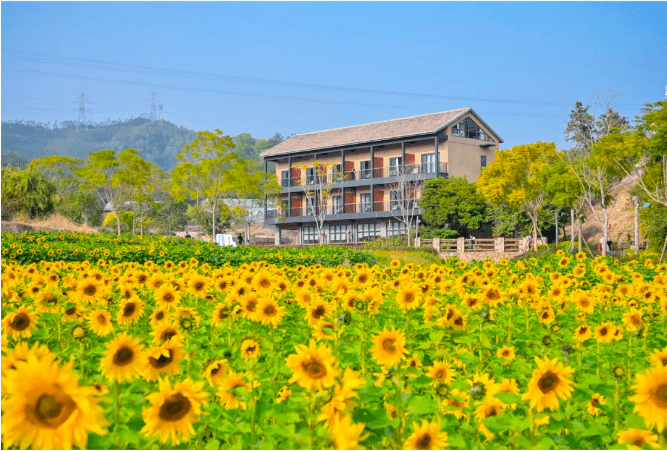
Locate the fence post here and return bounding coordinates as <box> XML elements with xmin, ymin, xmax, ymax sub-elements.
<box><xmin>433</xmin><ymin>237</ymin><xmax>441</xmax><ymax>253</ymax></box>
<box><xmin>457</xmin><ymin>237</ymin><xmax>465</xmax><ymax>253</ymax></box>
<box><xmin>415</xmin><ymin>237</ymin><xmax>421</xmax><ymax>247</ymax></box>
<box><xmin>495</xmin><ymin>237</ymin><xmax>504</xmax><ymax>253</ymax></box>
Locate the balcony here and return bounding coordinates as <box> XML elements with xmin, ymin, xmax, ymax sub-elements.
<box><xmin>279</xmin><ymin>162</ymin><xmax>448</xmax><ymax>190</ymax></box>
<box><xmin>264</xmin><ymin>200</ymin><xmax>422</xmax><ymax>224</ymax></box>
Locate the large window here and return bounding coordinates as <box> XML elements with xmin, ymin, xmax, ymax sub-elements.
<box><xmin>281</xmin><ymin>170</ymin><xmax>290</xmax><ymax>187</ymax></box>
<box><xmin>389</xmin><ymin>157</ymin><xmax>402</xmax><ymax>176</ymax></box>
<box><xmin>360</xmin><ymin>160</ymin><xmax>372</xmax><ymax>179</ymax></box>
<box><xmin>360</xmin><ymin>193</ymin><xmax>372</xmax><ymax>212</ymax></box>
<box><xmin>390</xmin><ymin>191</ymin><xmax>403</xmax><ymax>211</ymax></box>
<box><xmin>281</xmin><ymin>199</ymin><xmax>289</xmax><ymax>217</ymax></box>
<box><xmin>302</xmin><ymin>226</ymin><xmax>318</xmax><ymax>244</ymax></box>
<box><xmin>306</xmin><ymin>167</ymin><xmax>317</xmax><ymax>184</ymax></box>
<box><xmin>421</xmin><ymin>153</ymin><xmax>435</xmax><ymax>173</ymax></box>
<box><xmin>329</xmin><ymin>225</ymin><xmax>348</xmax><ymax>243</ymax></box>
<box><xmin>357</xmin><ymin>223</ymin><xmax>380</xmax><ymax>241</ymax></box>
<box><xmin>332</xmin><ymin>195</ymin><xmax>343</xmax><ymax>214</ymax></box>
<box><xmin>332</xmin><ymin>164</ymin><xmax>343</xmax><ymax>182</ymax></box>
<box><xmin>306</xmin><ymin>197</ymin><xmax>318</xmax><ymax>215</ymax></box>
<box><xmin>388</xmin><ymin>221</ymin><xmax>407</xmax><ymax>236</ymax></box>
<box><xmin>451</xmin><ymin>117</ymin><xmax>495</xmax><ymax>142</ymax></box>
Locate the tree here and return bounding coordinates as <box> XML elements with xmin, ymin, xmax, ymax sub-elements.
<box><xmin>1</xmin><ymin>166</ymin><xmax>57</xmax><ymax>220</ymax></box>
<box><xmin>298</xmin><ymin>162</ymin><xmax>341</xmax><ymax>244</ymax></box>
<box><xmin>565</xmin><ymin>98</ymin><xmax>629</xmax><ymax>153</ymax></box>
<box><xmin>419</xmin><ymin>176</ymin><xmax>489</xmax><ymax>238</ymax></box>
<box><xmin>476</xmin><ymin>142</ymin><xmax>557</xmax><ymax>251</ymax></box>
<box><xmin>151</xmin><ymin>194</ymin><xmax>189</xmax><ymax>237</ymax></box>
<box><xmin>187</xmin><ymin>202</ymin><xmax>232</xmax><ymax>237</ymax></box>
<box><xmin>385</xmin><ymin>165</ymin><xmax>425</xmax><ymax>246</ymax></box>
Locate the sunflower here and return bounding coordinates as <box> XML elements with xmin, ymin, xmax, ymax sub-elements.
<box><xmin>152</xmin><ymin>321</ymin><xmax>184</xmax><ymax>345</ymax></box>
<box><xmin>623</xmin><ymin>308</ymin><xmax>644</xmax><ymax>332</ymax></box>
<box><xmin>151</xmin><ymin>308</ymin><xmax>171</xmax><ymax>326</ymax></box>
<box><xmin>594</xmin><ymin>322</ymin><xmax>615</xmax><ymax>344</ymax></box>
<box><xmin>428</xmin><ymin>360</ymin><xmax>456</xmax><ymax>385</ymax></box>
<box><xmin>371</xmin><ymin>327</ymin><xmax>407</xmax><ymax>368</ymax></box>
<box><xmin>2</xmin><ymin>307</ymin><xmax>38</xmax><ymax>340</ymax></box>
<box><xmin>276</xmin><ymin>386</ymin><xmax>292</xmax><ymax>404</ymax></box>
<box><xmin>629</xmin><ymin>365</ymin><xmax>667</xmax><ymax>432</ymax></box>
<box><xmin>616</xmin><ymin>429</ymin><xmax>660</xmax><ymax>450</ymax></box>
<box><xmin>34</xmin><ymin>288</ymin><xmax>60</xmax><ymax>313</ymax></box>
<box><xmin>405</xmin><ymin>354</ymin><xmax>423</xmax><ymax>370</ymax></box>
<box><xmin>240</xmin><ymin>294</ymin><xmax>260</xmax><ymax>319</ymax></box>
<box><xmin>496</xmin><ymin>346</ymin><xmax>516</xmax><ymax>361</ymax></box>
<box><xmin>252</xmin><ymin>271</ymin><xmax>274</xmax><ymax>292</ymax></box>
<box><xmin>313</xmin><ymin>321</ymin><xmax>339</xmax><ymax>341</ymax></box>
<box><xmin>141</xmin><ymin>378</ymin><xmax>208</xmax><ymax>445</ymax></box>
<box><xmin>1</xmin><ymin>353</ymin><xmax>108</xmax><ymax>450</ymax></box>
<box><xmin>402</xmin><ymin>419</ymin><xmax>448</xmax><ymax>450</ymax></box>
<box><xmin>305</xmin><ymin>300</ymin><xmax>334</xmax><ymax>325</ymax></box>
<box><xmin>481</xmin><ymin>286</ymin><xmax>502</xmax><ymax>306</ymax></box>
<box><xmin>62</xmin><ymin>303</ymin><xmax>85</xmax><ymax>322</ymax></box>
<box><xmin>538</xmin><ymin>308</ymin><xmax>556</xmax><ymax>324</ymax></box>
<box><xmin>75</xmin><ymin>278</ymin><xmax>104</xmax><ymax>304</ymax></box>
<box><xmin>650</xmin><ymin>346</ymin><xmax>667</xmax><ymax>368</ymax></box>
<box><xmin>218</xmin><ymin>370</ymin><xmax>252</xmax><ymax>410</ymax></box>
<box><xmin>117</xmin><ymin>297</ymin><xmax>144</xmax><ymax>325</ymax></box>
<box><xmin>155</xmin><ymin>285</ymin><xmax>181</xmax><ymax>309</ymax></box>
<box><xmin>574</xmin><ymin>324</ymin><xmax>592</xmax><ymax>342</ymax></box>
<box><xmin>211</xmin><ymin>303</ymin><xmax>235</xmax><ymax>327</ymax></box>
<box><xmin>285</xmin><ymin>341</ymin><xmax>339</xmax><ymax>391</ymax></box>
<box><xmin>203</xmin><ymin>359</ymin><xmax>228</xmax><ymax>387</ymax></box>
<box><xmin>523</xmin><ymin>356</ymin><xmax>575</xmax><ymax>412</ymax></box>
<box><xmin>295</xmin><ymin>289</ymin><xmax>317</xmax><ymax>309</ymax></box>
<box><xmin>186</xmin><ymin>274</ymin><xmax>209</xmax><ymax>298</ymax></box>
<box><xmin>100</xmin><ymin>333</ymin><xmax>145</xmax><ymax>382</ymax></box>
<box><xmin>396</xmin><ymin>286</ymin><xmax>420</xmax><ymax>310</ymax></box>
<box><xmin>475</xmin><ymin>396</ymin><xmax>506</xmax><ymax>440</ymax></box>
<box><xmin>241</xmin><ymin>339</ymin><xmax>261</xmax><ymax>361</ymax></box>
<box><xmin>586</xmin><ymin>393</ymin><xmax>606</xmax><ymax>416</ymax></box>
<box><xmin>144</xmin><ymin>343</ymin><xmax>183</xmax><ymax>382</ymax></box>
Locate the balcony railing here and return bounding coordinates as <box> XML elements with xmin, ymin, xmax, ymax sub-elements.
<box><xmin>265</xmin><ymin>200</ymin><xmax>420</xmax><ymax>219</ymax></box>
<box><xmin>280</xmin><ymin>162</ymin><xmax>447</xmax><ymax>187</ymax></box>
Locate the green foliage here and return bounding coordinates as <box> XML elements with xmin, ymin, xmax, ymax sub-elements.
<box><xmin>420</xmin><ymin>177</ymin><xmax>490</xmax><ymax>237</ymax></box>
<box><xmin>1</xmin><ymin>166</ymin><xmax>56</xmax><ymax>220</ymax></box>
<box><xmin>640</xmin><ymin>203</ymin><xmax>667</xmax><ymax>253</ymax></box>
<box><xmin>151</xmin><ymin>195</ymin><xmax>189</xmax><ymax>236</ymax></box>
<box><xmin>58</xmin><ymin>189</ymin><xmax>102</xmax><ymax>226</ymax></box>
<box><xmin>187</xmin><ymin>203</ymin><xmax>232</xmax><ymax>236</ymax></box>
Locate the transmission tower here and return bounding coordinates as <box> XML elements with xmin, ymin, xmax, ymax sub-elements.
<box><xmin>149</xmin><ymin>91</ymin><xmax>158</xmax><ymax>121</ymax></box>
<box><xmin>77</xmin><ymin>93</ymin><xmax>87</xmax><ymax>123</ymax></box>
<box><xmin>158</xmin><ymin>101</ymin><xmax>164</xmax><ymax>121</ymax></box>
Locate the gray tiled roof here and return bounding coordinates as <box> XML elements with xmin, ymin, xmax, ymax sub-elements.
<box><xmin>261</xmin><ymin>108</ymin><xmax>502</xmax><ymax>158</ymax></box>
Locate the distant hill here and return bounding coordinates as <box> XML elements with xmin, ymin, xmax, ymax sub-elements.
<box><xmin>1</xmin><ymin>118</ymin><xmax>283</xmax><ymax>171</ymax></box>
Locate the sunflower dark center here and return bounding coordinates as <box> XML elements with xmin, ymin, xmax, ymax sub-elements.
<box><xmin>264</xmin><ymin>306</ymin><xmax>276</xmax><ymax>315</ymax></box>
<box><xmin>194</xmin><ymin>282</ymin><xmax>204</xmax><ymax>291</ymax></box>
<box><xmin>599</xmin><ymin>327</ymin><xmax>608</xmax><ymax>336</ymax></box>
<box><xmin>487</xmin><ymin>407</ymin><xmax>498</xmax><ymax>417</ymax></box>
<box><xmin>245</xmin><ymin>345</ymin><xmax>256</xmax><ymax>353</ymax></box>
<box><xmin>417</xmin><ymin>433</ymin><xmax>432</xmax><ymax>449</ymax></box>
<box><xmin>579</xmin><ymin>327</ymin><xmax>588</xmax><ymax>334</ymax></box>
<box><xmin>158</xmin><ymin>393</ymin><xmax>192</xmax><ymax>422</ymax></box>
<box><xmin>302</xmin><ymin>360</ymin><xmax>326</xmax><ymax>378</ymax></box>
<box><xmin>123</xmin><ymin>303</ymin><xmax>136</xmax><ymax>317</ymax></box>
<box><xmin>382</xmin><ymin>339</ymin><xmax>396</xmax><ymax>352</ymax></box>
<box><xmin>246</xmin><ymin>301</ymin><xmax>257</xmax><ymax>312</ymax></box>
<box><xmin>65</xmin><ymin>306</ymin><xmax>77</xmax><ymax>315</ymax></box>
<box><xmin>313</xmin><ymin>306</ymin><xmax>326</xmax><ymax>319</ymax></box>
<box><xmin>113</xmin><ymin>346</ymin><xmax>134</xmax><ymax>366</ymax></box>
<box><xmin>31</xmin><ymin>393</ymin><xmax>76</xmax><ymax>428</ymax></box>
<box><xmin>591</xmin><ymin>398</ymin><xmax>600</xmax><ymax>407</ymax></box>
<box><xmin>210</xmin><ymin>364</ymin><xmax>221</xmax><ymax>376</ymax></box>
<box><xmin>538</xmin><ymin>371</ymin><xmax>559</xmax><ymax>394</ymax></box>
<box><xmin>10</xmin><ymin>313</ymin><xmax>30</xmax><ymax>331</ymax></box>
<box><xmin>149</xmin><ymin>351</ymin><xmax>174</xmax><ymax>369</ymax></box>
<box><xmin>405</xmin><ymin>293</ymin><xmax>414</xmax><ymax>302</ymax></box>
<box><xmin>162</xmin><ymin>293</ymin><xmax>174</xmax><ymax>303</ymax></box>
<box><xmin>97</xmin><ymin>314</ymin><xmax>107</xmax><ymax>324</ymax></box>
<box><xmin>83</xmin><ymin>284</ymin><xmax>97</xmax><ymax>296</ymax></box>
<box><xmin>633</xmin><ymin>439</ymin><xmax>645</xmax><ymax>447</ymax></box>
<box><xmin>218</xmin><ymin>307</ymin><xmax>229</xmax><ymax>319</ymax></box>
<box><xmin>260</xmin><ymin>279</ymin><xmax>270</xmax><ymax>288</ymax></box>
<box><xmin>435</xmin><ymin>371</ymin><xmax>444</xmax><ymax>379</ymax></box>
<box><xmin>358</xmin><ymin>275</ymin><xmax>367</xmax><ymax>283</ymax></box>
<box><xmin>654</xmin><ymin>384</ymin><xmax>667</xmax><ymax>408</ymax></box>
<box><xmin>454</xmin><ymin>317</ymin><xmax>463</xmax><ymax>326</ymax></box>
<box><xmin>156</xmin><ymin>311</ymin><xmax>165</xmax><ymax>320</ymax></box>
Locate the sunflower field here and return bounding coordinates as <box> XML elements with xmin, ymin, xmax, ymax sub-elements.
<box><xmin>1</xmin><ymin>231</ymin><xmax>376</xmax><ymax>267</ymax></box>
<box><xmin>2</xmin><ymin>238</ymin><xmax>667</xmax><ymax>450</ymax></box>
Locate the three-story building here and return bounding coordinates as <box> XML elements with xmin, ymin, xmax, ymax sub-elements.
<box><xmin>261</xmin><ymin>108</ymin><xmax>502</xmax><ymax>244</ymax></box>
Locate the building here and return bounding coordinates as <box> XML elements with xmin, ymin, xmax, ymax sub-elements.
<box><xmin>261</xmin><ymin>108</ymin><xmax>502</xmax><ymax>244</ymax></box>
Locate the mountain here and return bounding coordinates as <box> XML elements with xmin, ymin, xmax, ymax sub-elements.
<box><xmin>1</xmin><ymin>118</ymin><xmax>283</xmax><ymax>171</ymax></box>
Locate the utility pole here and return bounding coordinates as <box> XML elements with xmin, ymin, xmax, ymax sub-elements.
<box><xmin>632</xmin><ymin>195</ymin><xmax>640</xmax><ymax>255</ymax></box>
<box><xmin>77</xmin><ymin>93</ymin><xmax>87</xmax><ymax>124</ymax></box>
<box><xmin>159</xmin><ymin>101</ymin><xmax>164</xmax><ymax>121</ymax></box>
<box><xmin>149</xmin><ymin>92</ymin><xmax>157</xmax><ymax>121</ymax></box>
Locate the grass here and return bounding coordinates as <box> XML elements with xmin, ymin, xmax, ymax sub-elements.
<box><xmin>363</xmin><ymin>248</ymin><xmax>443</xmax><ymax>266</ymax></box>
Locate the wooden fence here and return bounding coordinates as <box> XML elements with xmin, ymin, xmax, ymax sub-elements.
<box><xmin>414</xmin><ymin>237</ymin><xmax>542</xmax><ymax>254</ymax></box>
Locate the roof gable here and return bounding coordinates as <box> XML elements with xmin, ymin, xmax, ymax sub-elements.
<box><xmin>262</xmin><ymin>108</ymin><xmax>504</xmax><ymax>158</ymax></box>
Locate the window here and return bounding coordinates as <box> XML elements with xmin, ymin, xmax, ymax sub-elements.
<box><xmin>390</xmin><ymin>191</ymin><xmax>403</xmax><ymax>211</ymax></box>
<box><xmin>357</xmin><ymin>223</ymin><xmax>380</xmax><ymax>241</ymax></box>
<box><xmin>281</xmin><ymin>199</ymin><xmax>289</xmax><ymax>217</ymax></box>
<box><xmin>421</xmin><ymin>153</ymin><xmax>435</xmax><ymax>173</ymax></box>
<box><xmin>332</xmin><ymin>195</ymin><xmax>343</xmax><ymax>214</ymax></box>
<box><xmin>306</xmin><ymin>167</ymin><xmax>317</xmax><ymax>184</ymax></box>
<box><xmin>481</xmin><ymin>155</ymin><xmax>487</xmax><ymax>168</ymax></box>
<box><xmin>332</xmin><ymin>164</ymin><xmax>343</xmax><ymax>182</ymax></box>
<box><xmin>388</xmin><ymin>221</ymin><xmax>407</xmax><ymax>236</ymax></box>
<box><xmin>360</xmin><ymin>193</ymin><xmax>372</xmax><ymax>212</ymax></box>
<box><xmin>389</xmin><ymin>157</ymin><xmax>402</xmax><ymax>176</ymax></box>
<box><xmin>306</xmin><ymin>197</ymin><xmax>318</xmax><ymax>215</ymax></box>
<box><xmin>451</xmin><ymin>117</ymin><xmax>495</xmax><ymax>142</ymax></box>
<box><xmin>360</xmin><ymin>160</ymin><xmax>372</xmax><ymax>179</ymax></box>
<box><xmin>329</xmin><ymin>225</ymin><xmax>348</xmax><ymax>243</ymax></box>
<box><xmin>302</xmin><ymin>226</ymin><xmax>318</xmax><ymax>244</ymax></box>
<box><xmin>281</xmin><ymin>170</ymin><xmax>289</xmax><ymax>187</ymax></box>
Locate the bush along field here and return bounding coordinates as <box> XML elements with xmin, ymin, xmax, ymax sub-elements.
<box><xmin>1</xmin><ymin>243</ymin><xmax>667</xmax><ymax>450</ymax></box>
<box><xmin>1</xmin><ymin>231</ymin><xmax>376</xmax><ymax>267</ymax></box>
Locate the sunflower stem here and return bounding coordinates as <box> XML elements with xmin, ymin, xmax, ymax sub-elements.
<box><xmin>57</xmin><ymin>314</ymin><xmax>62</xmax><ymax>352</ymax></box>
<box><xmin>596</xmin><ymin>342</ymin><xmax>601</xmax><ymax>377</ymax></box>
<box><xmin>394</xmin><ymin>362</ymin><xmax>404</xmax><ymax>448</ymax></box>
<box><xmin>507</xmin><ymin>302</ymin><xmax>513</xmax><ymax>344</ymax></box>
<box><xmin>114</xmin><ymin>380</ymin><xmax>121</xmax><ymax>443</ymax></box>
<box><xmin>613</xmin><ymin>377</ymin><xmax>620</xmax><ymax>433</ymax></box>
<box><xmin>79</xmin><ymin>340</ymin><xmax>85</xmax><ymax>380</ymax></box>
<box><xmin>528</xmin><ymin>408</ymin><xmax>535</xmax><ymax>447</ymax></box>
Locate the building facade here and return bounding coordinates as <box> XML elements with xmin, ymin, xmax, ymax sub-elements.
<box><xmin>261</xmin><ymin>108</ymin><xmax>502</xmax><ymax>244</ymax></box>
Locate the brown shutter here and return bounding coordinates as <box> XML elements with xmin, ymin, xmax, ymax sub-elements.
<box><xmin>373</xmin><ymin>189</ymin><xmax>384</xmax><ymax>212</ymax></box>
<box><xmin>373</xmin><ymin>157</ymin><xmax>383</xmax><ymax>178</ymax></box>
<box><xmin>291</xmin><ymin>195</ymin><xmax>302</xmax><ymax>217</ymax></box>
<box><xmin>344</xmin><ymin>161</ymin><xmax>355</xmax><ymax>180</ymax></box>
<box><xmin>404</xmin><ymin>153</ymin><xmax>415</xmax><ymax>164</ymax></box>
<box><xmin>344</xmin><ymin>189</ymin><xmax>356</xmax><ymax>213</ymax></box>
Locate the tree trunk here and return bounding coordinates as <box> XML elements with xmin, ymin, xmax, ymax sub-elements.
<box><xmin>570</xmin><ymin>208</ymin><xmax>575</xmax><ymax>252</ymax></box>
<box><xmin>660</xmin><ymin>233</ymin><xmax>667</xmax><ymax>263</ymax></box>
<box><xmin>602</xmin><ymin>208</ymin><xmax>609</xmax><ymax>257</ymax></box>
<box><xmin>211</xmin><ymin>200</ymin><xmax>217</xmax><ymax>242</ymax></box>
<box><xmin>132</xmin><ymin>216</ymin><xmax>136</xmax><ymax>235</ymax></box>
<box><xmin>245</xmin><ymin>219</ymin><xmax>250</xmax><ymax>247</ymax></box>
<box><xmin>140</xmin><ymin>215</ymin><xmax>144</xmax><ymax>236</ymax></box>
<box><xmin>578</xmin><ymin>216</ymin><xmax>582</xmax><ymax>253</ymax></box>
<box><xmin>115</xmin><ymin>210</ymin><xmax>121</xmax><ymax>235</ymax></box>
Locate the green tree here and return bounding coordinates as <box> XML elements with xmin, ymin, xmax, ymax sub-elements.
<box><xmin>187</xmin><ymin>202</ymin><xmax>232</xmax><ymax>237</ymax></box>
<box><xmin>476</xmin><ymin>142</ymin><xmax>557</xmax><ymax>251</ymax></box>
<box><xmin>151</xmin><ymin>194</ymin><xmax>189</xmax><ymax>236</ymax></box>
<box><xmin>420</xmin><ymin>176</ymin><xmax>490</xmax><ymax>238</ymax></box>
<box><xmin>542</xmin><ymin>156</ymin><xmax>585</xmax><ymax>251</ymax></box>
<box><xmin>1</xmin><ymin>166</ymin><xmax>57</xmax><ymax>220</ymax></box>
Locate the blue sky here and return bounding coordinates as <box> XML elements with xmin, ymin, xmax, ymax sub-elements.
<box><xmin>2</xmin><ymin>2</ymin><xmax>666</xmax><ymax>150</ymax></box>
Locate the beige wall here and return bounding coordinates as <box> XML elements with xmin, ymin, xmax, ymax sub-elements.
<box><xmin>444</xmin><ymin>112</ymin><xmax>499</xmax><ymax>182</ymax></box>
